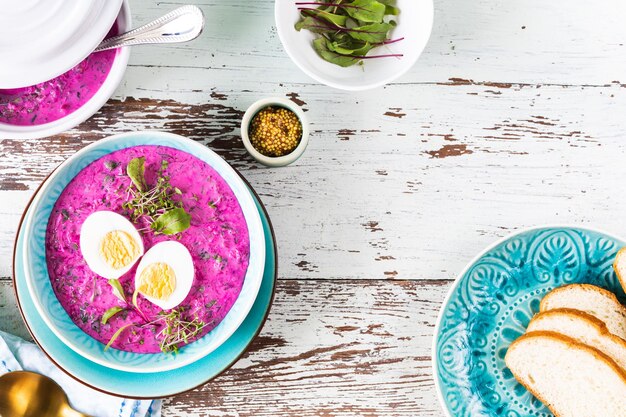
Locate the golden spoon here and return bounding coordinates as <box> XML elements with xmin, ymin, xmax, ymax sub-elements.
<box><xmin>0</xmin><ymin>371</ymin><xmax>90</xmax><ymax>417</ymax></box>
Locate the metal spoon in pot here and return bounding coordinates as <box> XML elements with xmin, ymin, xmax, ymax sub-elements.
<box><xmin>0</xmin><ymin>371</ymin><xmax>90</xmax><ymax>417</ymax></box>
<box><xmin>94</xmin><ymin>5</ymin><xmax>204</xmax><ymax>53</ymax></box>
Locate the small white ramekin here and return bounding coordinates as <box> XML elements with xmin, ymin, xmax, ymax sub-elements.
<box><xmin>241</xmin><ymin>97</ymin><xmax>309</xmax><ymax>167</ymax></box>
<box><xmin>0</xmin><ymin>0</ymin><xmax>131</xmax><ymax>140</ymax></box>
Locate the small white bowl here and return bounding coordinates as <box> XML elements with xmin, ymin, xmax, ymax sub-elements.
<box><xmin>0</xmin><ymin>1</ymin><xmax>131</xmax><ymax>140</ymax></box>
<box><xmin>241</xmin><ymin>98</ymin><xmax>309</xmax><ymax>167</ymax></box>
<box><xmin>275</xmin><ymin>0</ymin><xmax>434</xmax><ymax>91</ymax></box>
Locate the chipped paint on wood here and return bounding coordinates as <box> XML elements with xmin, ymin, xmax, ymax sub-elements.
<box><xmin>362</xmin><ymin>221</ymin><xmax>383</xmax><ymax>233</ymax></box>
<box><xmin>286</xmin><ymin>92</ymin><xmax>307</xmax><ymax>108</ymax></box>
<box><xmin>384</xmin><ymin>108</ymin><xmax>407</xmax><ymax>118</ymax></box>
<box><xmin>440</xmin><ymin>78</ymin><xmax>514</xmax><ymax>89</ymax></box>
<box><xmin>425</xmin><ymin>144</ymin><xmax>473</xmax><ymax>159</ymax></box>
<box><xmin>1</xmin><ymin>82</ymin><xmax>626</xmax><ymax>283</ymax></box>
<box><xmin>2</xmin><ymin>0</ymin><xmax>626</xmax><ymax>414</ymax></box>
<box><xmin>0</xmin><ymin>279</ymin><xmax>450</xmax><ymax>416</ymax></box>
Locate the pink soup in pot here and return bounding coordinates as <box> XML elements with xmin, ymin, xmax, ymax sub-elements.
<box><xmin>0</xmin><ymin>25</ymin><xmax>119</xmax><ymax>126</ymax></box>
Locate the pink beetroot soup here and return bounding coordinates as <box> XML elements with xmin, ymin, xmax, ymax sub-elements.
<box><xmin>0</xmin><ymin>27</ymin><xmax>118</xmax><ymax>126</ymax></box>
<box><xmin>45</xmin><ymin>145</ymin><xmax>251</xmax><ymax>353</ymax></box>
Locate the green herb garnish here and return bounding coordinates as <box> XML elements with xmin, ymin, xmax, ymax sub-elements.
<box><xmin>108</xmin><ymin>279</ymin><xmax>126</xmax><ymax>303</ymax></box>
<box><xmin>105</xmin><ymin>323</ymin><xmax>134</xmax><ymax>351</ymax></box>
<box><xmin>144</xmin><ymin>307</ymin><xmax>212</xmax><ymax>354</ymax></box>
<box><xmin>104</xmin><ymin>160</ymin><xmax>120</xmax><ymax>170</ymax></box>
<box><xmin>131</xmin><ymin>290</ymin><xmax>150</xmax><ymax>322</ymax></box>
<box><xmin>105</xmin><ymin>279</ymin><xmax>148</xmax><ymax>321</ymax></box>
<box><xmin>101</xmin><ymin>306</ymin><xmax>124</xmax><ymax>325</ymax></box>
<box><xmin>122</xmin><ymin>157</ymin><xmax>191</xmax><ymax>236</ymax></box>
<box><xmin>294</xmin><ymin>0</ymin><xmax>403</xmax><ymax>67</ymax></box>
<box><xmin>126</xmin><ymin>156</ymin><xmax>147</xmax><ymax>191</ymax></box>
<box><xmin>151</xmin><ymin>207</ymin><xmax>191</xmax><ymax>235</ymax></box>
<box><xmin>132</xmin><ymin>290</ymin><xmax>140</xmax><ymax>311</ymax></box>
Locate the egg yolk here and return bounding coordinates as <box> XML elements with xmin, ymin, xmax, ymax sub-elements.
<box><xmin>98</xmin><ymin>230</ymin><xmax>141</xmax><ymax>270</ymax></box>
<box><xmin>137</xmin><ymin>262</ymin><xmax>176</xmax><ymax>301</ymax></box>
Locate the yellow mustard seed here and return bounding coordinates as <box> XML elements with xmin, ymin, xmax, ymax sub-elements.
<box><xmin>249</xmin><ymin>106</ymin><xmax>302</xmax><ymax>157</ymax></box>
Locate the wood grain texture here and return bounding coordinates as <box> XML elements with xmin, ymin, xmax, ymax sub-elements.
<box><xmin>119</xmin><ymin>0</ymin><xmax>626</xmax><ymax>95</ymax></box>
<box><xmin>0</xmin><ymin>279</ymin><xmax>449</xmax><ymax>416</ymax></box>
<box><xmin>1</xmin><ymin>0</ymin><xmax>626</xmax><ymax>415</ymax></box>
<box><xmin>1</xmin><ymin>81</ymin><xmax>626</xmax><ymax>281</ymax></box>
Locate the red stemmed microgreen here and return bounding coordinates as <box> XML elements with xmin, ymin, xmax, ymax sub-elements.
<box><xmin>294</xmin><ymin>0</ymin><xmax>403</xmax><ymax>67</ymax></box>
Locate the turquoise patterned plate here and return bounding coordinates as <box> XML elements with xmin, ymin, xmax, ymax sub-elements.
<box><xmin>433</xmin><ymin>226</ymin><xmax>626</xmax><ymax>417</ymax></box>
<box><xmin>13</xmin><ymin>175</ymin><xmax>277</xmax><ymax>398</ymax></box>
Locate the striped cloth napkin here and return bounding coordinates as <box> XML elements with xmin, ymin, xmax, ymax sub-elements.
<box><xmin>0</xmin><ymin>330</ymin><xmax>162</xmax><ymax>417</ymax></box>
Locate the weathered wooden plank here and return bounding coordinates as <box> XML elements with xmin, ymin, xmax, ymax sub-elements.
<box><xmin>119</xmin><ymin>0</ymin><xmax>626</xmax><ymax>99</ymax></box>
<box><xmin>0</xmin><ymin>0</ymin><xmax>623</xmax><ymax>415</ymax></box>
<box><xmin>0</xmin><ymin>279</ymin><xmax>449</xmax><ymax>416</ymax></box>
<box><xmin>0</xmin><ymin>280</ymin><xmax>30</xmax><ymax>340</ymax></box>
<box><xmin>1</xmin><ymin>80</ymin><xmax>626</xmax><ymax>280</ymax></box>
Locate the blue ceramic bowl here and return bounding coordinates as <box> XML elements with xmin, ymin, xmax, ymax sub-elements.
<box><xmin>433</xmin><ymin>226</ymin><xmax>626</xmax><ymax>417</ymax></box>
<box><xmin>13</xmin><ymin>182</ymin><xmax>276</xmax><ymax>398</ymax></box>
<box><xmin>21</xmin><ymin>131</ymin><xmax>266</xmax><ymax>373</ymax></box>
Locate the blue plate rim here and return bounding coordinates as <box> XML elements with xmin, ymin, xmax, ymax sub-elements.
<box><xmin>431</xmin><ymin>224</ymin><xmax>626</xmax><ymax>417</ymax></box>
<box><xmin>11</xmin><ymin>162</ymin><xmax>278</xmax><ymax>399</ymax></box>
<box><xmin>21</xmin><ymin>131</ymin><xmax>267</xmax><ymax>372</ymax></box>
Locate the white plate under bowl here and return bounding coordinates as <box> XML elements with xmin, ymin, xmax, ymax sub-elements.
<box><xmin>0</xmin><ymin>0</ymin><xmax>123</xmax><ymax>89</ymax></box>
<box><xmin>0</xmin><ymin>1</ymin><xmax>131</xmax><ymax>140</ymax></box>
<box><xmin>275</xmin><ymin>0</ymin><xmax>434</xmax><ymax>91</ymax></box>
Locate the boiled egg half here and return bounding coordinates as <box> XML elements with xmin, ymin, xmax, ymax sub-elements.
<box><xmin>134</xmin><ymin>241</ymin><xmax>194</xmax><ymax>310</ymax></box>
<box><xmin>80</xmin><ymin>211</ymin><xmax>144</xmax><ymax>280</ymax></box>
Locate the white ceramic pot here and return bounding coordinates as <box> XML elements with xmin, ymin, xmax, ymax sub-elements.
<box><xmin>0</xmin><ymin>1</ymin><xmax>131</xmax><ymax>140</ymax></box>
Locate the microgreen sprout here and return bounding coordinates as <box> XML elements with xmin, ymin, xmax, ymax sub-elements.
<box><xmin>294</xmin><ymin>0</ymin><xmax>402</xmax><ymax>67</ymax></box>
<box><xmin>105</xmin><ymin>323</ymin><xmax>133</xmax><ymax>351</ymax></box>
<box><xmin>122</xmin><ymin>158</ymin><xmax>191</xmax><ymax>235</ymax></box>
<box><xmin>142</xmin><ymin>306</ymin><xmax>213</xmax><ymax>354</ymax></box>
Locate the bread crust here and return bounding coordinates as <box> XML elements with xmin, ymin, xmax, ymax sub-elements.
<box><xmin>613</xmin><ymin>247</ymin><xmax>626</xmax><ymax>295</ymax></box>
<box><xmin>539</xmin><ymin>283</ymin><xmax>626</xmax><ymax>316</ymax></box>
<box><xmin>505</xmin><ymin>331</ymin><xmax>626</xmax><ymax>417</ymax></box>
<box><xmin>528</xmin><ymin>308</ymin><xmax>626</xmax><ymax>371</ymax></box>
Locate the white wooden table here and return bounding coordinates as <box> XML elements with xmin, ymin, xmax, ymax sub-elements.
<box><xmin>2</xmin><ymin>0</ymin><xmax>626</xmax><ymax>415</ymax></box>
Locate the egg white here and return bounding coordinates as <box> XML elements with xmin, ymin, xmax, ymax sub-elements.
<box><xmin>134</xmin><ymin>241</ymin><xmax>194</xmax><ymax>310</ymax></box>
<box><xmin>79</xmin><ymin>211</ymin><xmax>144</xmax><ymax>280</ymax></box>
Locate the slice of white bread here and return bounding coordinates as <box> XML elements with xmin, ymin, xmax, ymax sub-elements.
<box><xmin>505</xmin><ymin>331</ymin><xmax>626</xmax><ymax>417</ymax></box>
<box><xmin>540</xmin><ymin>284</ymin><xmax>626</xmax><ymax>341</ymax></box>
<box><xmin>613</xmin><ymin>247</ymin><xmax>626</xmax><ymax>294</ymax></box>
<box><xmin>527</xmin><ymin>308</ymin><xmax>626</xmax><ymax>371</ymax></box>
